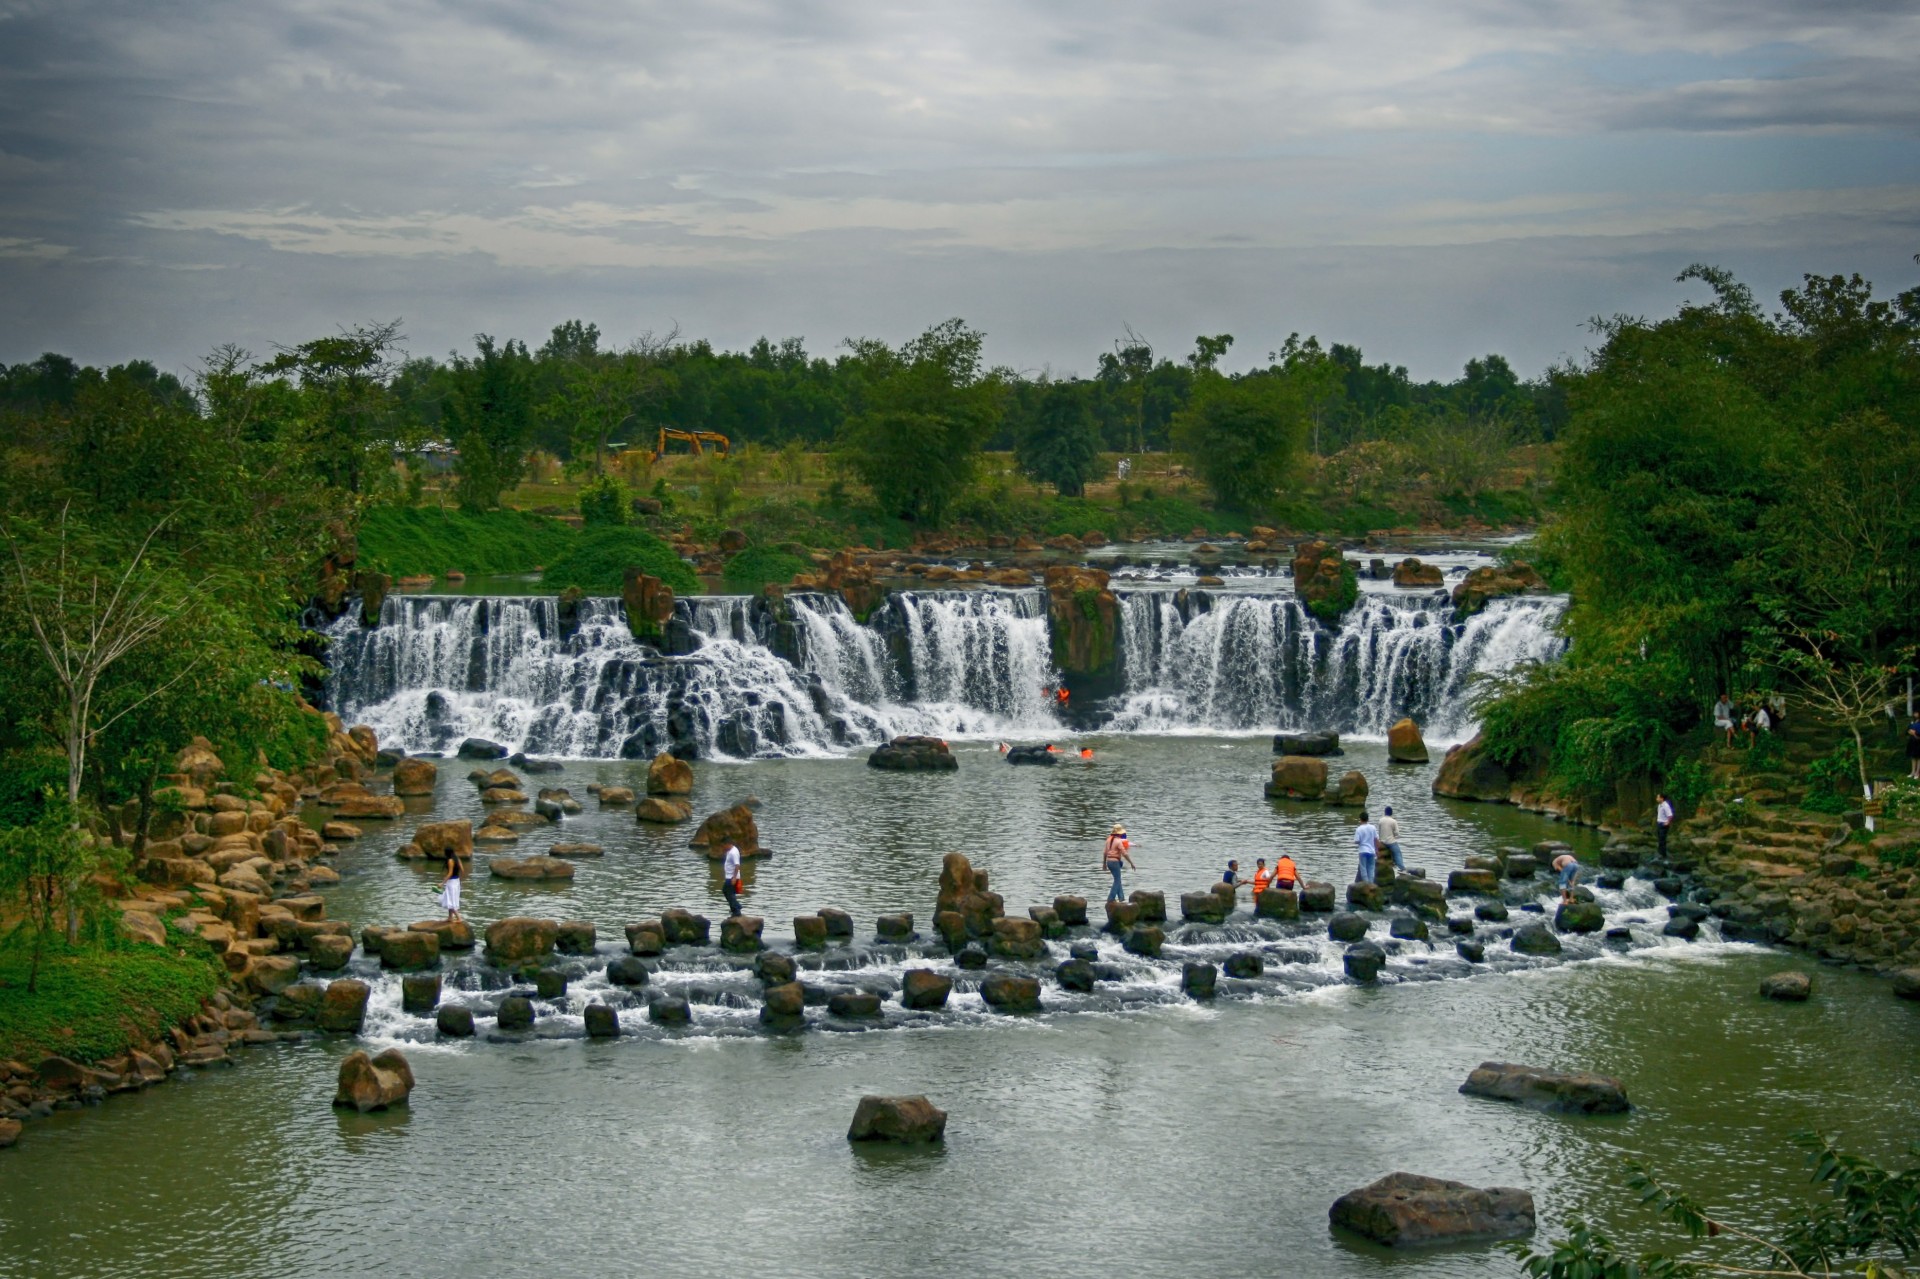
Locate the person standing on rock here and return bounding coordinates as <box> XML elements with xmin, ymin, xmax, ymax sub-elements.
<box><xmin>1654</xmin><ymin>791</ymin><xmax>1674</xmax><ymax>858</ymax></box>
<box><xmin>1103</xmin><ymin>824</ymin><xmax>1135</xmax><ymax>902</ymax></box>
<box><xmin>1353</xmin><ymin>811</ymin><xmax>1379</xmax><ymax>885</ymax></box>
<box><xmin>1378</xmin><ymin>805</ymin><xmax>1405</xmax><ymax>873</ymax></box>
<box><xmin>1272</xmin><ymin>853</ymin><xmax>1299</xmax><ymax>891</ymax></box>
<box><xmin>438</xmin><ymin>848</ymin><xmax>463</xmax><ymax>923</ymax></box>
<box><xmin>720</xmin><ymin>841</ymin><xmax>744</xmax><ymax>917</ymax></box>
<box><xmin>1250</xmin><ymin>858</ymin><xmax>1273</xmax><ymax>896</ymax></box>
<box><xmin>1553</xmin><ymin>852</ymin><xmax>1582</xmax><ymax>904</ymax></box>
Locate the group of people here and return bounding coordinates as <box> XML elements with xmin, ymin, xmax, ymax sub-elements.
<box><xmin>1713</xmin><ymin>691</ymin><xmax>1784</xmax><ymax>747</ymax></box>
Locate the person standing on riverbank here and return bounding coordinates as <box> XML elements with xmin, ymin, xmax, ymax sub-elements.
<box><xmin>438</xmin><ymin>850</ymin><xmax>463</xmax><ymax>923</ymax></box>
<box><xmin>1103</xmin><ymin>824</ymin><xmax>1135</xmax><ymax>901</ymax></box>
<box><xmin>1378</xmin><ymin>806</ymin><xmax>1405</xmax><ymax>873</ymax></box>
<box><xmin>1354</xmin><ymin>812</ymin><xmax>1379</xmax><ymax>885</ymax></box>
<box><xmin>1655</xmin><ymin>791</ymin><xmax>1674</xmax><ymax>858</ymax></box>
<box><xmin>721</xmin><ymin>841</ymin><xmax>743</xmax><ymax>917</ymax></box>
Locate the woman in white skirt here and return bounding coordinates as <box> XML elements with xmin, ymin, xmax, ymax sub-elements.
<box><xmin>439</xmin><ymin>849</ymin><xmax>463</xmax><ymax>922</ymax></box>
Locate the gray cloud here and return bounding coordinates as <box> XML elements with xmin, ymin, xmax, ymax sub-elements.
<box><xmin>1</xmin><ymin>0</ymin><xmax>1916</xmax><ymax>378</ymax></box>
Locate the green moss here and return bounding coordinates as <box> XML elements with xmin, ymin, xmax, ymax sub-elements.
<box><xmin>357</xmin><ymin>506</ymin><xmax>576</xmax><ymax>577</ymax></box>
<box><xmin>1303</xmin><ymin>562</ymin><xmax>1359</xmax><ymax>624</ymax></box>
<box><xmin>721</xmin><ymin>547</ymin><xmax>810</xmax><ymax>592</ymax></box>
<box><xmin>0</xmin><ymin>937</ymin><xmax>223</xmax><ymax>1064</ymax></box>
<box><xmin>543</xmin><ymin>527</ymin><xmax>700</xmax><ymax>597</ymax></box>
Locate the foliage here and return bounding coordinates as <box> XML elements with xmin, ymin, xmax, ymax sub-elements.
<box><xmin>720</xmin><ymin>547</ymin><xmax>810</xmax><ymax>592</ymax></box>
<box><xmin>355</xmin><ymin>506</ymin><xmax>576</xmax><ymax>577</ymax></box>
<box><xmin>577</xmin><ymin>474</ymin><xmax>629</xmax><ymax>528</ymax></box>
<box><xmin>446</xmin><ymin>335</ymin><xmax>535</xmax><ymax>510</ymax></box>
<box><xmin>1171</xmin><ymin>370</ymin><xmax>1308</xmax><ymax>510</ymax></box>
<box><xmin>1012</xmin><ymin>380</ymin><xmax>1105</xmax><ymax>497</ymax></box>
<box><xmin>541</xmin><ymin>526</ymin><xmax>699</xmax><ymax>597</ymax></box>
<box><xmin>0</xmin><ymin>799</ymin><xmax>116</xmax><ymax>991</ymax></box>
<box><xmin>1509</xmin><ymin>1134</ymin><xmax>1920</xmax><ymax>1278</ymax></box>
<box><xmin>1804</xmin><ymin>744</ymin><xmax>1862</xmax><ymax>812</ymax></box>
<box><xmin>0</xmin><ymin>931</ymin><xmax>222</xmax><ymax>1063</ymax></box>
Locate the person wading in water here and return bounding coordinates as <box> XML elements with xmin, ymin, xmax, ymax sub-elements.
<box><xmin>1103</xmin><ymin>824</ymin><xmax>1136</xmax><ymax>902</ymax></box>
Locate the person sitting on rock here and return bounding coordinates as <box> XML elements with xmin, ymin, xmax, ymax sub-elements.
<box><xmin>1272</xmin><ymin>854</ymin><xmax>1299</xmax><ymax>891</ymax></box>
<box><xmin>1378</xmin><ymin>806</ymin><xmax>1405</xmax><ymax>873</ymax></box>
<box><xmin>1552</xmin><ymin>852</ymin><xmax>1582</xmax><ymax>904</ymax></box>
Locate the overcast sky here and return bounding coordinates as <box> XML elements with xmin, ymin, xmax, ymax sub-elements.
<box><xmin>2</xmin><ymin>0</ymin><xmax>1916</xmax><ymax>382</ymax></box>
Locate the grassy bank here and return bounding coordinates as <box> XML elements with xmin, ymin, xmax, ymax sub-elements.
<box><xmin>357</xmin><ymin>507</ymin><xmax>577</xmax><ymax>578</ymax></box>
<box><xmin>0</xmin><ymin>938</ymin><xmax>223</xmax><ymax>1064</ymax></box>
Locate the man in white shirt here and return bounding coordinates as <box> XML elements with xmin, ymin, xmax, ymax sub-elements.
<box><xmin>1378</xmin><ymin>806</ymin><xmax>1405</xmax><ymax>872</ymax></box>
<box><xmin>1353</xmin><ymin>811</ymin><xmax>1379</xmax><ymax>885</ymax></box>
<box><xmin>721</xmin><ymin>841</ymin><xmax>743</xmax><ymax>917</ymax></box>
<box><xmin>1654</xmin><ymin>792</ymin><xmax>1674</xmax><ymax>858</ymax></box>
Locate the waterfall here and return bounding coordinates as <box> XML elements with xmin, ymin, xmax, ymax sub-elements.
<box><xmin>1105</xmin><ymin>590</ymin><xmax>1565</xmax><ymax>740</ymax></box>
<box><xmin>323</xmin><ymin>585</ymin><xmax>1563</xmax><ymax>759</ymax></box>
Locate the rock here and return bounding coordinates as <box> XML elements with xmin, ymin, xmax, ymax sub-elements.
<box><xmin>1299</xmin><ymin>882</ymin><xmax>1336</xmax><ymax>912</ymax></box>
<box><xmin>457</xmin><ymin>737</ymin><xmax>508</xmax><ymax>760</ymax></box>
<box><xmin>1389</xmin><ymin>916</ymin><xmax>1429</xmax><ymax>942</ymax></box>
<box><xmin>333</xmin><ymin>1049</ymin><xmax>414</xmax><ymax>1112</ymax></box>
<box><xmin>1344</xmin><ymin>941</ymin><xmax>1387</xmax><ymax>982</ymax></box>
<box><xmin>402</xmin><ymin>974</ymin><xmax>443</xmax><ymax>1014</ymax></box>
<box><xmin>332</xmin><ymin>794</ymin><xmax>405</xmax><ymax>820</ymax></box>
<box><xmin>511</xmin><ymin>753</ymin><xmax>564</xmax><ymax>775</ymax></box>
<box><xmin>1329</xmin><ymin>1172</ymin><xmax>1535</xmax><ymax>1247</ymax></box>
<box><xmin>1042</xmin><ymin>564</ymin><xmax>1120</xmax><ymax>679</ymax></box>
<box><xmin>690</xmin><ymin>803</ymin><xmax>761</xmax><ymax>858</ymax></box>
<box><xmin>1431</xmin><ymin>732</ymin><xmax>1517</xmax><ymax>803</ymax></box>
<box><xmin>875</xmin><ymin>913</ymin><xmax>915</xmax><ymax>942</ymax></box>
<box><xmin>1180</xmin><ymin>891</ymin><xmax>1230</xmax><ymax>925</ymax></box>
<box><xmin>594</xmin><ymin>786</ymin><xmax>635</xmax><ymax>807</ymax></box>
<box><xmin>434</xmin><ymin>1005</ymin><xmax>475</xmax><ymax>1037</ymax></box>
<box><xmin>548</xmin><ymin>920</ymin><xmax>594</xmax><ymax>954</ymax></box>
<box><xmin>720</xmin><ymin>916</ymin><xmax>765</xmax><ymax>953</ymax></box>
<box><xmin>625</xmin><ymin>920</ymin><xmax>666</xmax><ymax>955</ymax></box>
<box><xmin>322</xmin><ymin>820</ymin><xmax>363</xmax><ymax>841</ymax></box>
<box><xmin>1391</xmin><ymin>558</ymin><xmax>1444</xmax><ymax>588</ymax></box>
<box><xmin>249</xmin><ymin>954</ymin><xmax>302</xmax><ymax>996</ymax></box>
<box><xmin>1662</xmin><ymin>915</ymin><xmax>1700</xmax><ymax>940</ymax></box>
<box><xmin>1324</xmin><ymin>769</ymin><xmax>1369</xmax><ymax>806</ymax></box>
<box><xmin>760</xmin><ymin>981</ymin><xmax>807</xmax><ymax>1028</ymax></box>
<box><xmin>816</xmin><ymin>907</ymin><xmax>853</xmax><ymax>938</ymax></box>
<box><xmin>1510</xmin><ymin>924</ymin><xmax>1563</xmax><ymax>956</ymax></box>
<box><xmin>636</xmin><ymin>797</ymin><xmax>694</xmax><ymax>824</ymax></box>
<box><xmin>1893</xmin><ymin>969</ymin><xmax>1920</xmax><ymax>1000</ymax></box>
<box><xmin>1255</xmin><ymin>887</ymin><xmax>1300</xmax><ymax>920</ymax></box>
<box><xmin>1055</xmin><ymin>959</ymin><xmax>1096</xmax><ymax>992</ymax></box>
<box><xmin>1346</xmin><ymin>882</ymin><xmax>1385</xmax><ymax>912</ymax></box>
<box><xmin>1103</xmin><ymin>900</ymin><xmax>1140</xmax><ymax>932</ymax></box>
<box><xmin>1475</xmin><ymin>901</ymin><xmax>1509</xmax><ymax>922</ymax></box>
<box><xmin>659</xmin><ymin>909</ymin><xmax>711</xmax><ymax>947</ymax></box>
<box><xmin>1329</xmin><ymin>912</ymin><xmax>1369</xmax><ymax>942</ymax></box>
<box><xmin>1181</xmin><ymin>962</ymin><xmax>1218</xmax><ymax>1000</ymax></box>
<box><xmin>1503</xmin><ymin>853</ymin><xmax>1537</xmax><ymax>879</ymax></box>
<box><xmin>391</xmin><ymin>757</ymin><xmax>437</xmax><ymax>796</ymax></box>
<box><xmin>533</xmin><ymin>969</ymin><xmax>569</xmax><ymax>999</ymax></box>
<box><xmin>751</xmin><ymin>952</ymin><xmax>795</xmax><ymax>985</ymax></box>
<box><xmin>1123</xmin><ymin>925</ymin><xmax>1164</xmax><ymax>957</ymax></box>
<box><xmin>1129</xmin><ymin>889</ymin><xmax>1167</xmax><ymax>922</ymax></box>
<box><xmin>1221</xmin><ymin>951</ymin><xmax>1263</xmax><ymax>979</ymax></box>
<box><xmin>1460</xmin><ymin>1061</ymin><xmax>1631</xmax><ymax>1114</ymax></box>
<box><xmin>1051</xmin><ymin>895</ymin><xmax>1088</xmax><ymax>927</ymax></box>
<box><xmin>955</xmin><ymin>942</ymin><xmax>989</xmax><ymax>970</ymax></box>
<box><xmin>1760</xmin><ymin>971</ymin><xmax>1812</xmax><ymax>1002</ymax></box>
<box><xmin>119</xmin><ymin>908</ymin><xmax>168</xmax><ymax>947</ymax></box>
<box><xmin>1554</xmin><ymin>901</ymin><xmax>1605</xmax><ymax>934</ymax></box>
<box><xmin>582</xmin><ymin>1004</ymin><xmax>620</xmax><ymax>1038</ymax></box>
<box><xmin>1267</xmin><ymin>755</ymin><xmax>1329</xmax><ymax>800</ymax></box>
<box><xmin>1453</xmin><ymin>562</ymin><xmax>1548</xmax><ymax>617</ymax></box>
<box><xmin>980</xmin><ymin>973</ymin><xmax>1043</xmax><ymax>1012</ymax></box>
<box><xmin>1387</xmin><ymin>718</ymin><xmax>1429</xmax><ymax>764</ymax></box>
<box><xmin>487</xmin><ymin>856</ymin><xmax>575</xmax><ymax>881</ymax></box>
<box><xmin>1292</xmin><ymin>540</ymin><xmax>1358</xmax><ymax>623</ymax></box>
<box><xmin>648</xmin><ymin>996</ymin><xmax>692</xmax><ymax>1025</ymax></box>
<box><xmin>646</xmin><ymin>752</ymin><xmax>694</xmax><ymax>795</ymax></box>
<box><xmin>379</xmin><ymin>930</ymin><xmax>440</xmax><ymax>971</ymax></box>
<box><xmin>990</xmin><ymin>916</ymin><xmax>1045</xmax><ymax>958</ymax></box>
<box><xmin>828</xmin><ymin>990</ymin><xmax>883</xmax><ymax>1018</ymax></box>
<box><xmin>548</xmin><ymin>843</ymin><xmax>603</xmax><ymax>859</ymax></box>
<box><xmin>485</xmin><ymin>917</ymin><xmax>559</xmax><ymax>966</ymax></box>
<box><xmin>496</xmin><ymin>996</ymin><xmax>535</xmax><ymax>1031</ymax></box>
<box><xmin>1446</xmin><ymin>869</ymin><xmax>1499</xmax><ymax>899</ymax></box>
<box><xmin>1446</xmin><ymin>915</ymin><xmax>1475</xmax><ymax>935</ymax></box>
<box><xmin>793</xmin><ymin>915</ymin><xmax>829</xmax><ymax>949</ymax></box>
<box><xmin>307</xmin><ymin>933</ymin><xmax>354</xmax><ymax>971</ymax></box>
<box><xmin>868</xmin><ymin>735</ymin><xmax>959</xmax><ymax>772</ymax></box>
<box><xmin>1005</xmin><ymin>744</ymin><xmax>1057</xmax><ymax>766</ymax></box>
<box><xmin>317</xmin><ymin>979</ymin><xmax>370</xmax><ymax>1032</ymax></box>
<box><xmin>1273</xmin><ymin>731</ymin><xmax>1342</xmax><ymax>756</ymax></box>
<box><xmin>1392</xmin><ymin>877</ymin><xmax>1447</xmax><ymax>919</ymax></box>
<box><xmin>1456</xmin><ymin>939</ymin><xmax>1486</xmax><ymax>962</ymax></box>
<box><xmin>0</xmin><ymin>1118</ymin><xmax>21</xmax><ymax>1148</ymax></box>
<box><xmin>607</xmin><ymin>956</ymin><xmax>652</xmax><ymax>987</ymax></box>
<box><xmin>847</xmin><ymin>1095</ymin><xmax>947</xmax><ymax>1144</ymax></box>
<box><xmin>900</xmin><ymin>969</ymin><xmax>952</xmax><ymax>1010</ymax></box>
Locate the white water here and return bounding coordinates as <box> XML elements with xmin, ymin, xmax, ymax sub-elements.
<box><xmin>325</xmin><ymin>586</ymin><xmax>1564</xmax><ymax>758</ymax></box>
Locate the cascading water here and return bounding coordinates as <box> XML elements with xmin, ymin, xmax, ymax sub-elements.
<box><xmin>1106</xmin><ymin>590</ymin><xmax>1566</xmax><ymax>739</ymax></box>
<box><xmin>324</xmin><ymin>583</ymin><xmax>1564</xmax><ymax>758</ymax></box>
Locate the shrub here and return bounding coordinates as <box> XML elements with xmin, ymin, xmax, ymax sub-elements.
<box><xmin>721</xmin><ymin>547</ymin><xmax>810</xmax><ymax>592</ymax></box>
<box><xmin>577</xmin><ymin>474</ymin><xmax>629</xmax><ymax>527</ymax></box>
<box><xmin>541</xmin><ymin>526</ymin><xmax>699</xmax><ymax>596</ymax></box>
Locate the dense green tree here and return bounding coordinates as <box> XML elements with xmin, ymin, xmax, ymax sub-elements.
<box><xmin>836</xmin><ymin>319</ymin><xmax>1001</xmax><ymax>523</ymax></box>
<box><xmin>1170</xmin><ymin>370</ymin><xmax>1308</xmax><ymax>510</ymax></box>
<box><xmin>446</xmin><ymin>335</ymin><xmax>535</xmax><ymax>510</ymax></box>
<box><xmin>1013</xmin><ymin>379</ymin><xmax>1103</xmax><ymax>497</ymax></box>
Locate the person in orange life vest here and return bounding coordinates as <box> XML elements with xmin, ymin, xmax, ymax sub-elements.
<box><xmin>1055</xmin><ymin>686</ymin><xmax>1069</xmax><ymax>707</ymax></box>
<box><xmin>1271</xmin><ymin>854</ymin><xmax>1299</xmax><ymax>890</ymax></box>
<box><xmin>1078</xmin><ymin>747</ymin><xmax>1093</xmax><ymax>761</ymax></box>
<box><xmin>1249</xmin><ymin>858</ymin><xmax>1273</xmax><ymax>895</ymax></box>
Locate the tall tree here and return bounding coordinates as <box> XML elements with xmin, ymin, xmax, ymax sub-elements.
<box><xmin>446</xmin><ymin>335</ymin><xmax>534</xmax><ymax>510</ymax></box>
<box><xmin>1014</xmin><ymin>379</ymin><xmax>1103</xmax><ymax>497</ymax></box>
<box><xmin>1171</xmin><ymin>371</ymin><xmax>1308</xmax><ymax>510</ymax></box>
<box><xmin>836</xmin><ymin>319</ymin><xmax>1000</xmax><ymax>523</ymax></box>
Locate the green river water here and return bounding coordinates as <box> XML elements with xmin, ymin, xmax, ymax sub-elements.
<box><xmin>2</xmin><ymin>737</ymin><xmax>1916</xmax><ymax>1278</ymax></box>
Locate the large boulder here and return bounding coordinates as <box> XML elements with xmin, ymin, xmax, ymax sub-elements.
<box><xmin>1256</xmin><ymin>888</ymin><xmax>1300</xmax><ymax>921</ymax></box>
<box><xmin>1387</xmin><ymin>719</ymin><xmax>1428</xmax><ymax>764</ymax></box>
<box><xmin>378</xmin><ymin>930</ymin><xmax>440</xmax><ymax>971</ymax></box>
<box><xmin>1432</xmin><ymin>732</ymin><xmax>1517</xmax><ymax>803</ymax></box>
<box><xmin>1460</xmin><ymin>1062</ymin><xmax>1630</xmax><ymax>1114</ymax></box>
<box><xmin>690</xmin><ymin>803</ymin><xmax>762</xmax><ymax>858</ymax></box>
<box><xmin>1329</xmin><ymin>1172</ymin><xmax>1535</xmax><ymax>1247</ymax></box>
<box><xmin>720</xmin><ymin>916</ymin><xmax>764</xmax><ymax>953</ymax></box>
<box><xmin>410</xmin><ymin>820</ymin><xmax>473</xmax><ymax>861</ymax></box>
<box><xmin>1344</xmin><ymin>942</ymin><xmax>1387</xmax><ymax>982</ymax></box>
<box><xmin>391</xmin><ymin>757</ymin><xmax>438</xmax><ymax>796</ymax></box>
<box><xmin>847</xmin><ymin>1095</ymin><xmax>947</xmax><ymax>1144</ymax></box>
<box><xmin>484</xmin><ymin>916</ymin><xmax>559</xmax><ymax>966</ymax></box>
<box><xmin>900</xmin><ymin>969</ymin><xmax>952</xmax><ymax>1010</ymax></box>
<box><xmin>436</xmin><ymin>1005</ymin><xmax>475</xmax><ymax>1037</ymax></box>
<box><xmin>488</xmin><ymin>856</ymin><xmax>575</xmax><ymax>881</ymax></box>
<box><xmin>990</xmin><ymin>916</ymin><xmax>1045</xmax><ymax>959</ymax></box>
<box><xmin>1891</xmin><ymin>969</ymin><xmax>1920</xmax><ymax>1000</ymax></box>
<box><xmin>333</xmin><ymin>1049</ymin><xmax>414</xmax><ymax>1113</ymax></box>
<box><xmin>868</xmin><ymin>736</ymin><xmax>959</xmax><ymax>772</ymax></box>
<box><xmin>317</xmin><ymin>979</ymin><xmax>370</xmax><ymax>1032</ymax></box>
<box><xmin>1267</xmin><ymin>756</ymin><xmax>1329</xmax><ymax>800</ymax></box>
<box><xmin>637</xmin><ymin>797</ymin><xmax>694</xmax><ymax>824</ymax></box>
<box><xmin>1292</xmin><ymin>540</ymin><xmax>1358</xmax><ymax>623</ymax></box>
<box><xmin>935</xmin><ymin>852</ymin><xmax>1002</xmax><ymax>939</ymax></box>
<box><xmin>1510</xmin><ymin>923</ymin><xmax>1563</xmax><ymax>956</ymax></box>
<box><xmin>1273</xmin><ymin>731</ymin><xmax>1341</xmax><ymax>756</ymax></box>
<box><xmin>456</xmin><ymin>738</ymin><xmax>508</xmax><ymax>760</ymax></box>
<box><xmin>332</xmin><ymin>794</ymin><xmax>405</xmax><ymax>820</ymax></box>
<box><xmin>1390</xmin><ymin>558</ymin><xmax>1444</xmax><ymax>588</ymax></box>
<box><xmin>980</xmin><ymin>973</ymin><xmax>1042</xmax><ymax>1012</ymax></box>
<box><xmin>1760</xmin><ymin>971</ymin><xmax>1812</xmax><ymax>1002</ymax></box>
<box><xmin>1453</xmin><ymin>562</ymin><xmax>1549</xmax><ymax>617</ymax></box>
<box><xmin>646</xmin><ymin>751</ymin><xmax>694</xmax><ymax>795</ymax></box>
<box><xmin>1554</xmin><ymin>900</ymin><xmax>1605</xmax><ymax>934</ymax></box>
<box><xmin>1446</xmin><ymin>869</ymin><xmax>1500</xmax><ymax>896</ymax></box>
<box><xmin>659</xmin><ymin>908</ymin><xmax>711</xmax><ymax>946</ymax></box>
<box><xmin>1042</xmin><ymin>565</ymin><xmax>1119</xmax><ymax>679</ymax></box>
<box><xmin>596</xmin><ymin>786</ymin><xmax>635</xmax><ymax>806</ymax></box>
<box><xmin>1324</xmin><ymin>770</ymin><xmax>1369</xmax><ymax>806</ymax></box>
<box><xmin>621</xmin><ymin>569</ymin><xmax>677</xmax><ymax>644</ymax></box>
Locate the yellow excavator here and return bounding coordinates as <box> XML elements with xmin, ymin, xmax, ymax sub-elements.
<box><xmin>651</xmin><ymin>427</ymin><xmax>731</xmax><ymax>462</ymax></box>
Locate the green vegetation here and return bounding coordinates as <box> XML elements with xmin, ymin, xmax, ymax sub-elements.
<box><xmin>721</xmin><ymin>547</ymin><xmax>811</xmax><ymax>592</ymax></box>
<box><xmin>0</xmin><ymin>934</ymin><xmax>223</xmax><ymax>1063</ymax></box>
<box><xmin>357</xmin><ymin>505</ymin><xmax>575</xmax><ymax>577</ymax></box>
<box><xmin>1171</xmin><ymin>369</ymin><xmax>1308</xmax><ymax>509</ymax></box>
<box><xmin>542</xmin><ymin>526</ymin><xmax>699</xmax><ymax>596</ymax></box>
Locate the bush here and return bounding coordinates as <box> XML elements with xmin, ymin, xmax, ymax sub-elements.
<box><xmin>541</xmin><ymin>526</ymin><xmax>699</xmax><ymax>596</ymax></box>
<box><xmin>0</xmin><ymin>935</ymin><xmax>223</xmax><ymax>1063</ymax></box>
<box><xmin>721</xmin><ymin>547</ymin><xmax>810</xmax><ymax>592</ymax></box>
<box><xmin>357</xmin><ymin>506</ymin><xmax>575</xmax><ymax>577</ymax></box>
<box><xmin>577</xmin><ymin>474</ymin><xmax>629</xmax><ymax>527</ymax></box>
